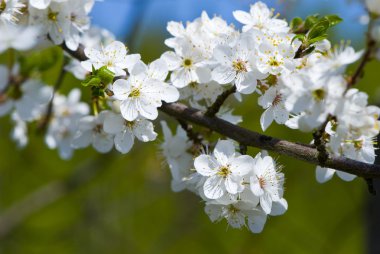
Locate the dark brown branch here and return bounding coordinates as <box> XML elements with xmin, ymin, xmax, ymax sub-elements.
<box><xmin>205</xmin><ymin>85</ymin><xmax>236</xmax><ymax>117</ymax></box>
<box><xmin>160</xmin><ymin>102</ymin><xmax>380</xmax><ymax>178</ymax></box>
<box><xmin>61</xmin><ymin>43</ymin><xmax>87</xmax><ymax>61</ymax></box>
<box><xmin>61</xmin><ymin>43</ymin><xmax>380</xmax><ymax>179</ymax></box>
<box><xmin>347</xmin><ymin>18</ymin><xmax>377</xmax><ymax>88</ymax></box>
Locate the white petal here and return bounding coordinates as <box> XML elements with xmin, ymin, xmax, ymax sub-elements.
<box><xmin>112</xmin><ymin>79</ymin><xmax>131</xmax><ymax>101</ymax></box>
<box><xmin>120</xmin><ymin>99</ymin><xmax>138</xmax><ymax>121</ymax></box>
<box><xmin>125</xmin><ymin>54</ymin><xmax>141</xmax><ymax>70</ymax></box>
<box><xmin>213</xmin><ymin>140</ymin><xmax>235</xmax><ymax>165</ymax></box>
<box><xmin>148</xmin><ymin>58</ymin><xmax>168</xmax><ymax>81</ymax></box>
<box><xmin>203</xmin><ymin>175</ymin><xmax>224</xmax><ymax>199</ymax></box>
<box><xmin>233</xmin><ymin>10</ymin><xmax>252</xmax><ymax>25</ymax></box>
<box><xmin>204</xmin><ymin>204</ymin><xmax>223</xmax><ymax>222</ymax></box>
<box><xmin>72</xmin><ymin>130</ymin><xmax>92</xmax><ymax>148</ymax></box>
<box><xmin>247</xmin><ymin>211</ymin><xmax>267</xmax><ymax>233</ymax></box>
<box><xmin>270</xmin><ymin>198</ymin><xmax>288</xmax><ymax>216</ymax></box>
<box><xmin>213</xmin><ymin>45</ymin><xmax>233</xmax><ymax>65</ymax></box>
<box><xmin>194</xmin><ymin>154</ymin><xmax>214</xmax><ymax>176</ymax></box>
<box><xmin>260</xmin><ymin>108</ymin><xmax>274</xmax><ymax>131</ymax></box>
<box><xmin>336</xmin><ymin>170</ymin><xmax>356</xmax><ymax>181</ymax></box>
<box><xmin>250</xmin><ymin>176</ymin><xmax>264</xmax><ymax>196</ymax></box>
<box><xmin>260</xmin><ymin>193</ymin><xmax>273</xmax><ymax>214</ymax></box>
<box><xmin>114</xmin><ymin>131</ymin><xmax>134</xmax><ymax>154</ymax></box>
<box><xmin>161</xmin><ymin>51</ymin><xmax>182</xmax><ymax>70</ymax></box>
<box><xmin>195</xmin><ymin>66</ymin><xmax>211</xmax><ymax>83</ymax></box>
<box><xmin>230</xmin><ymin>155</ymin><xmax>255</xmax><ymax>176</ymax></box>
<box><xmin>274</xmin><ymin>106</ymin><xmax>289</xmax><ymax>124</ymax></box>
<box><xmin>225</xmin><ymin>175</ymin><xmax>242</xmax><ymax>194</ymax></box>
<box><xmin>172</xmin><ymin>68</ymin><xmax>193</xmax><ymax>88</ymax></box>
<box><xmin>103</xmin><ymin>113</ymin><xmax>125</xmax><ymax>134</ymax></box>
<box><xmin>136</xmin><ymin>97</ymin><xmax>159</xmax><ymax>120</ymax></box>
<box><xmin>93</xmin><ymin>133</ymin><xmax>114</xmax><ymax>153</ymax></box>
<box><xmin>315</xmin><ymin>166</ymin><xmax>335</xmax><ymax>183</ymax></box>
<box><xmin>30</xmin><ymin>0</ymin><xmax>51</xmax><ymax>9</ymax></box>
<box><xmin>133</xmin><ymin>119</ymin><xmax>157</xmax><ymax>142</ymax></box>
<box><xmin>211</xmin><ymin>65</ymin><xmax>235</xmax><ymax>84</ymax></box>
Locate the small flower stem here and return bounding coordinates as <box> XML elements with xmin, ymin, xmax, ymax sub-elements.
<box><xmin>7</xmin><ymin>48</ymin><xmax>15</xmax><ymax>71</ymax></box>
<box><xmin>205</xmin><ymin>85</ymin><xmax>237</xmax><ymax>117</ymax></box>
<box><xmin>92</xmin><ymin>97</ymin><xmax>99</xmax><ymax>116</ymax></box>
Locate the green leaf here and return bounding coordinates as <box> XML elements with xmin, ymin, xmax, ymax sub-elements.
<box><xmin>98</xmin><ymin>66</ymin><xmax>115</xmax><ymax>85</ymax></box>
<box><xmin>308</xmin><ymin>35</ymin><xmax>328</xmax><ymax>45</ymax></box>
<box><xmin>307</xmin><ymin>20</ymin><xmax>329</xmax><ymax>40</ymax></box>
<box><xmin>82</xmin><ymin>76</ymin><xmax>101</xmax><ymax>87</ymax></box>
<box><xmin>291</xmin><ymin>34</ymin><xmax>305</xmax><ymax>44</ymax></box>
<box><xmin>323</xmin><ymin>15</ymin><xmax>343</xmax><ymax>27</ymax></box>
<box><xmin>304</xmin><ymin>14</ymin><xmax>319</xmax><ymax>29</ymax></box>
<box><xmin>290</xmin><ymin>17</ymin><xmax>303</xmax><ymax>31</ymax></box>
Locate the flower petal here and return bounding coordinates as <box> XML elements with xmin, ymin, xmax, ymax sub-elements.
<box><xmin>203</xmin><ymin>175</ymin><xmax>224</xmax><ymax>199</ymax></box>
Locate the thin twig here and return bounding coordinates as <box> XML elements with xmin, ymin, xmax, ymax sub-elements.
<box><xmin>347</xmin><ymin>18</ymin><xmax>377</xmax><ymax>88</ymax></box>
<box><xmin>37</xmin><ymin>68</ymin><xmax>67</xmax><ymax>133</ymax></box>
<box><xmin>205</xmin><ymin>86</ymin><xmax>236</xmax><ymax>117</ymax></box>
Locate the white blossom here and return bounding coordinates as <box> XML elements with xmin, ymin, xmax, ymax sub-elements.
<box><xmin>103</xmin><ymin>111</ymin><xmax>157</xmax><ymax>154</ymax></box>
<box><xmin>233</xmin><ymin>1</ymin><xmax>289</xmax><ymax>33</ymax></box>
<box><xmin>194</xmin><ymin>140</ymin><xmax>254</xmax><ymax>199</ymax></box>
<box><xmin>72</xmin><ymin>111</ymin><xmax>114</xmax><ymax>153</ymax></box>
<box><xmin>81</xmin><ymin>41</ymin><xmax>140</xmax><ymax>76</ymax></box>
<box><xmin>45</xmin><ymin>89</ymin><xmax>89</xmax><ymax>159</ymax></box>
<box><xmin>0</xmin><ymin>24</ymin><xmax>40</xmax><ymax>53</ymax></box>
<box><xmin>111</xmin><ymin>59</ymin><xmax>179</xmax><ymax>121</ymax></box>
<box><xmin>250</xmin><ymin>153</ymin><xmax>284</xmax><ymax>214</ymax></box>
<box><xmin>0</xmin><ymin>0</ymin><xmax>24</xmax><ymax>24</ymax></box>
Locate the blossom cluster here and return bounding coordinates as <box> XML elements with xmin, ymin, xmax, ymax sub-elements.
<box><xmin>0</xmin><ymin>0</ymin><xmax>379</xmax><ymax>234</ymax></box>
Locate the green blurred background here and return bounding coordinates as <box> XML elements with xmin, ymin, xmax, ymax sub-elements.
<box><xmin>1</xmin><ymin>0</ymin><xmax>379</xmax><ymax>253</ymax></box>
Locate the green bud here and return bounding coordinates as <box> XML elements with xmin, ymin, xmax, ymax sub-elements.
<box><xmin>98</xmin><ymin>66</ymin><xmax>115</xmax><ymax>85</ymax></box>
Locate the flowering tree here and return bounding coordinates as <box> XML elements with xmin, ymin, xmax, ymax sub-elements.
<box><xmin>1</xmin><ymin>0</ymin><xmax>380</xmax><ymax>234</ymax></box>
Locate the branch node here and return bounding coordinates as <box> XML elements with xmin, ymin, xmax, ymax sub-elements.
<box><xmin>205</xmin><ymin>86</ymin><xmax>236</xmax><ymax>117</ymax></box>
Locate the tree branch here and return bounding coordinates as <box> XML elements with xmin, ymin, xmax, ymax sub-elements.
<box><xmin>205</xmin><ymin>85</ymin><xmax>236</xmax><ymax>117</ymax></box>
<box><xmin>60</xmin><ymin>43</ymin><xmax>380</xmax><ymax>179</ymax></box>
<box><xmin>347</xmin><ymin>17</ymin><xmax>377</xmax><ymax>88</ymax></box>
<box><xmin>160</xmin><ymin>102</ymin><xmax>380</xmax><ymax>178</ymax></box>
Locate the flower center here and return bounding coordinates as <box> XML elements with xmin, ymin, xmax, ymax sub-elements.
<box><xmin>228</xmin><ymin>205</ymin><xmax>240</xmax><ymax>214</ymax></box>
<box><xmin>124</xmin><ymin>120</ymin><xmax>135</xmax><ymax>129</ymax></box>
<box><xmin>272</xmin><ymin>93</ymin><xmax>282</xmax><ymax>106</ymax></box>
<box><xmin>94</xmin><ymin>124</ymin><xmax>103</xmax><ymax>133</ymax></box>
<box><xmin>258</xmin><ymin>177</ymin><xmax>266</xmax><ymax>189</ymax></box>
<box><xmin>312</xmin><ymin>89</ymin><xmax>325</xmax><ymax>101</ymax></box>
<box><xmin>48</xmin><ymin>9</ymin><xmax>59</xmax><ymax>22</ymax></box>
<box><xmin>268</xmin><ymin>57</ymin><xmax>281</xmax><ymax>67</ymax></box>
<box><xmin>183</xmin><ymin>58</ymin><xmax>193</xmax><ymax>68</ymax></box>
<box><xmin>129</xmin><ymin>87</ymin><xmax>141</xmax><ymax>98</ymax></box>
<box><xmin>0</xmin><ymin>0</ymin><xmax>6</xmax><ymax>12</ymax></box>
<box><xmin>217</xmin><ymin>166</ymin><xmax>231</xmax><ymax>178</ymax></box>
<box><xmin>189</xmin><ymin>81</ymin><xmax>198</xmax><ymax>88</ymax></box>
<box><xmin>353</xmin><ymin>139</ymin><xmax>363</xmax><ymax>150</ymax></box>
<box><xmin>232</xmin><ymin>59</ymin><xmax>248</xmax><ymax>73</ymax></box>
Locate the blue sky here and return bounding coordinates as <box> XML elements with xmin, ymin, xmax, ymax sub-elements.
<box><xmin>90</xmin><ymin>0</ymin><xmax>368</xmax><ymax>47</ymax></box>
